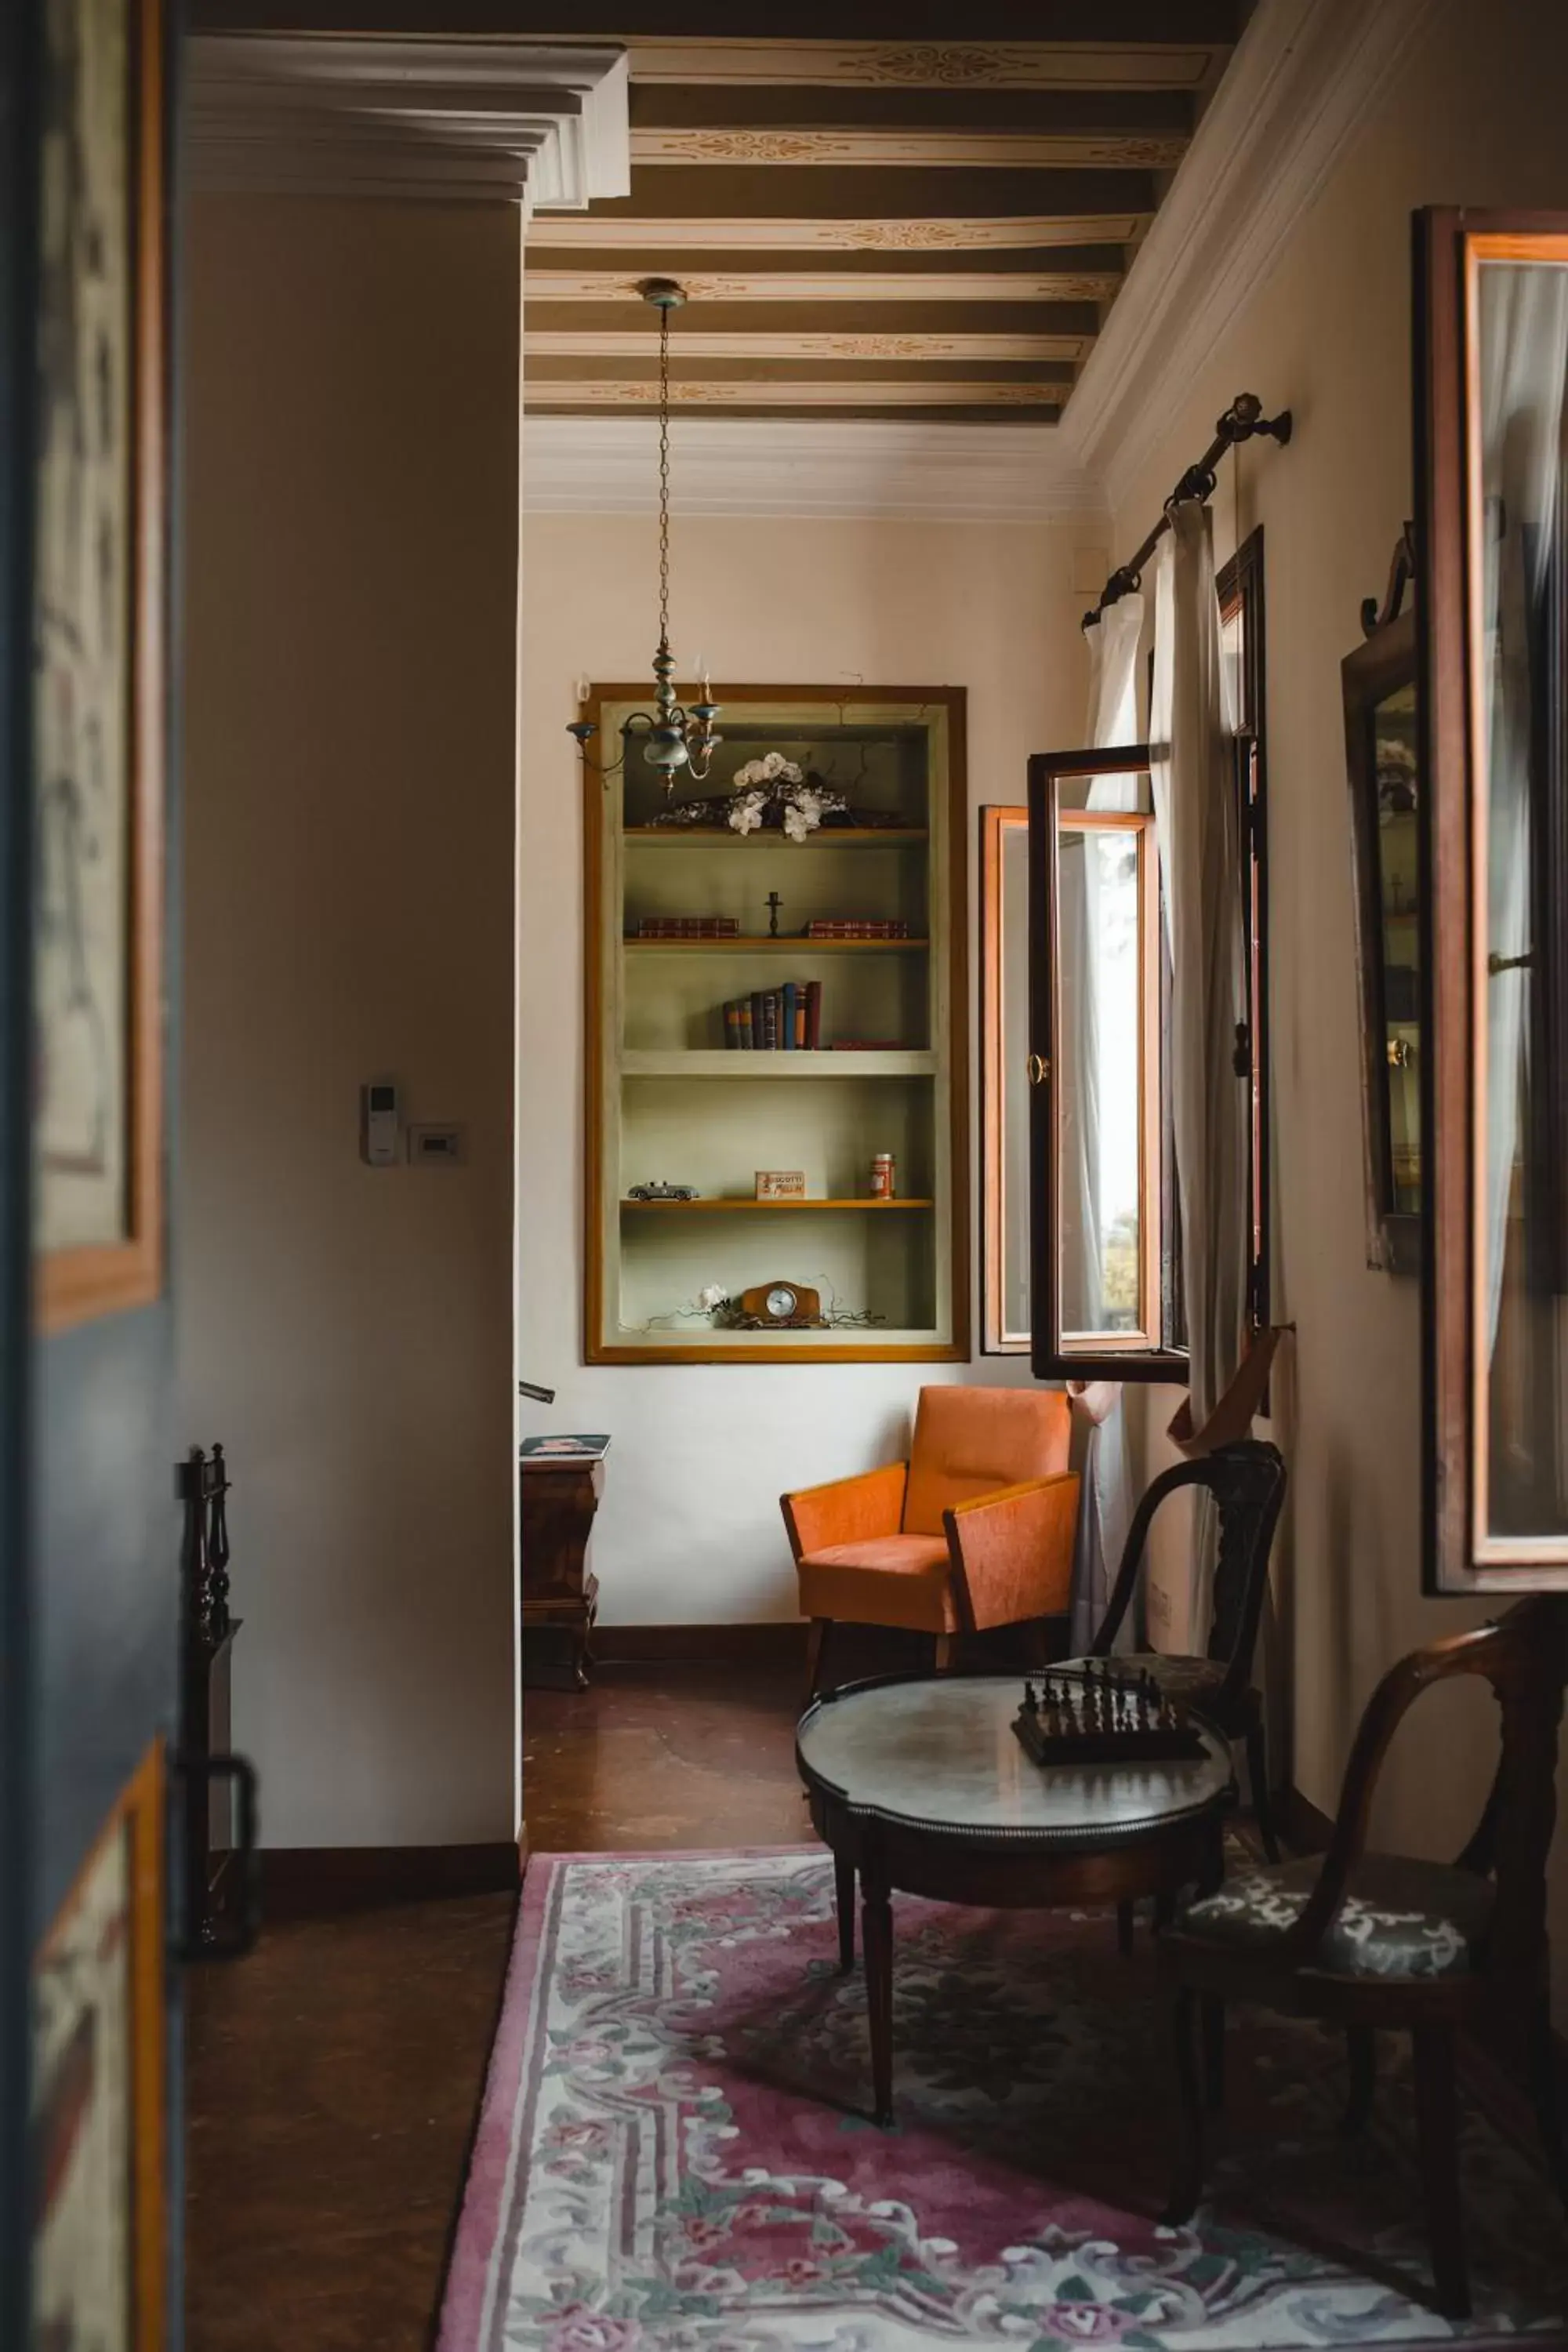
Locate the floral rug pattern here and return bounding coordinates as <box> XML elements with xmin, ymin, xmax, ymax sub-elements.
<box><xmin>439</xmin><ymin>1849</ymin><xmax>1567</xmax><ymax>2351</ymax></box>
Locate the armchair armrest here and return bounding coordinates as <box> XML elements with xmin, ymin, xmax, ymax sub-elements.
<box><xmin>781</xmin><ymin>1461</ymin><xmax>909</xmax><ymax>1563</ymax></box>
<box><xmin>943</xmin><ymin>1472</ymin><xmax>1080</xmax><ymax>1633</ymax></box>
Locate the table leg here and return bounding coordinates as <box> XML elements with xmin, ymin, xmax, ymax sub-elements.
<box><xmin>834</xmin><ymin>1852</ymin><xmax>856</xmax><ymax>1973</ymax></box>
<box><xmin>861</xmin><ymin>1871</ymin><xmax>895</xmax><ymax>2126</ymax></box>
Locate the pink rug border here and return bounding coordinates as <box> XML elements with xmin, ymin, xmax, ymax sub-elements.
<box><xmin>435</xmin><ymin>1846</ymin><xmax>821</xmax><ymax>2351</ymax></box>
<box><xmin>433</xmin><ymin>1843</ymin><xmax>1552</xmax><ymax>2352</ymax></box>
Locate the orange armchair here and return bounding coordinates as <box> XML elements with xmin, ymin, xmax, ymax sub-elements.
<box><xmin>782</xmin><ymin>1387</ymin><xmax>1079</xmax><ymax>1697</ymax></box>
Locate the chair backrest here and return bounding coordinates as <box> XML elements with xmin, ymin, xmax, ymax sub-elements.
<box><xmin>903</xmin><ymin>1387</ymin><xmax>1072</xmax><ymax>1536</ymax></box>
<box><xmin>1091</xmin><ymin>1439</ymin><xmax>1287</xmax><ymax>1696</ymax></box>
<box><xmin>178</xmin><ymin>1441</ymin><xmax>232</xmax><ymax>1655</ymax></box>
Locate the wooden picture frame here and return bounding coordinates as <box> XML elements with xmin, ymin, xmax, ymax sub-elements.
<box><xmin>1418</xmin><ymin>205</ymin><xmax>1568</xmax><ymax>1592</ymax></box>
<box><xmin>979</xmin><ymin>804</ymin><xmax>1030</xmax><ymax>1353</ymax></box>
<box><xmin>1344</xmin><ymin>536</ymin><xmax>1420</xmax><ymax>1278</ymax></box>
<box><xmin>31</xmin><ymin>1740</ymin><xmax>166</xmax><ymax>2350</ymax></box>
<box><xmin>583</xmin><ymin>683</ymin><xmax>969</xmax><ymax>1364</ymax></box>
<box><xmin>33</xmin><ymin>0</ymin><xmax>166</xmax><ymax>1334</ymax></box>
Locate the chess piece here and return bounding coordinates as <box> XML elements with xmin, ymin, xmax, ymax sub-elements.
<box><xmin>1023</xmin><ymin>1681</ymin><xmax>1038</xmax><ymax>1715</ymax></box>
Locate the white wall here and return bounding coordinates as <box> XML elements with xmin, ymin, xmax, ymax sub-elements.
<box><xmin>1102</xmin><ymin>0</ymin><xmax>1568</xmax><ymax>1941</ymax></box>
<box><xmin>179</xmin><ymin>198</ymin><xmax>521</xmax><ymax>1847</ymax></box>
<box><xmin>519</xmin><ymin>514</ymin><xmax>1091</xmax><ymax>1624</ymax></box>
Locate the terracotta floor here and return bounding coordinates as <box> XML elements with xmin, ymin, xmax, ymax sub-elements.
<box><xmin>183</xmin><ymin>1663</ymin><xmax>804</xmax><ymax>2352</ymax></box>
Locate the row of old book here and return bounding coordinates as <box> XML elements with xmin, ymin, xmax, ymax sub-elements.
<box><xmin>724</xmin><ymin>982</ymin><xmax>823</xmax><ymax>1049</ymax></box>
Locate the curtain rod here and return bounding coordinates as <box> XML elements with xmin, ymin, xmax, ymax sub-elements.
<box><xmin>1081</xmin><ymin>392</ymin><xmax>1292</xmax><ymax>630</ymax></box>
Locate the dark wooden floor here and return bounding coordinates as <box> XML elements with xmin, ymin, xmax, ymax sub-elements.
<box><xmin>183</xmin><ymin>1663</ymin><xmax>804</xmax><ymax>2352</ymax></box>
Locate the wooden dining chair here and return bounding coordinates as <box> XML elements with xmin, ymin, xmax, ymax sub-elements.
<box><xmin>1090</xmin><ymin>1439</ymin><xmax>1287</xmax><ymax>1878</ymax></box>
<box><xmin>1158</xmin><ymin>1595</ymin><xmax>1568</xmax><ymax>2321</ymax></box>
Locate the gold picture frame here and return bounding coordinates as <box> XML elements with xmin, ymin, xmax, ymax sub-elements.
<box><xmin>33</xmin><ymin>0</ymin><xmax>166</xmax><ymax>1333</ymax></box>
<box><xmin>31</xmin><ymin>1741</ymin><xmax>167</xmax><ymax>2350</ymax></box>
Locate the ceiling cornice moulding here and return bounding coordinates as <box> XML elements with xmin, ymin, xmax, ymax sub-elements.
<box><xmin>523</xmin><ymin>419</ymin><xmax>1107</xmax><ymax>525</ymax></box>
<box><xmin>1060</xmin><ymin>0</ymin><xmax>1441</xmax><ymax>505</ymax></box>
<box><xmin>185</xmin><ymin>35</ymin><xmax>630</xmax><ymax>211</ymax></box>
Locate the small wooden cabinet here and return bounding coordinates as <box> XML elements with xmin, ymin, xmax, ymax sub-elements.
<box><xmin>584</xmin><ymin>684</ymin><xmax>969</xmax><ymax>1364</ymax></box>
<box><xmin>519</xmin><ymin>1457</ymin><xmax>604</xmax><ymax>1690</ymax></box>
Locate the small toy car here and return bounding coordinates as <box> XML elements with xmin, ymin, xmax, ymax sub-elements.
<box><xmin>627</xmin><ymin>1180</ymin><xmax>700</xmax><ymax>1201</ymax></box>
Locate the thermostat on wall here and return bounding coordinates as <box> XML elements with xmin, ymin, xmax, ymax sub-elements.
<box><xmin>361</xmin><ymin>1077</ymin><xmax>401</xmax><ymax>1166</ymax></box>
<box><xmin>409</xmin><ymin>1123</ymin><xmax>466</xmax><ymax>1167</ymax></box>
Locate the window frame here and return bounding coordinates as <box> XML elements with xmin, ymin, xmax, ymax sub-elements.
<box><xmin>1028</xmin><ymin>746</ymin><xmax>1188</xmax><ymax>1381</ymax></box>
<box><xmin>979</xmin><ymin>804</ymin><xmax>1031</xmax><ymax>1353</ymax></box>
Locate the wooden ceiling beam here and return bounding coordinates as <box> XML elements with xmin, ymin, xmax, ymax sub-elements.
<box><xmin>525</xmin><ymin>353</ymin><xmax>1075</xmax><ymax>383</ymax></box>
<box><xmin>626</xmin><ymin>84</ymin><xmax>1195</xmax><ymax>132</ymax></box>
<box><xmin>524</xmin><ymin>299</ymin><xmax>1104</xmax><ymax>336</ymax></box>
<box><xmin>524</xmin><ymin>250</ymin><xmax>1124</xmax><ymax>293</ymax></box>
<box><xmin>586</xmin><ymin>163</ymin><xmax>1154</xmax><ymax>219</ymax></box>
<box><xmin>528</xmin><ymin>214</ymin><xmax>1146</xmax><ymax>253</ymax></box>
<box><xmin>188</xmin><ymin>5</ymin><xmax>1239</xmax><ymax>48</ymax></box>
<box><xmin>628</xmin><ymin>128</ymin><xmax>1186</xmax><ymax>169</ymax></box>
<box><xmin>526</xmin><ymin>328</ymin><xmax>1090</xmax><ymax>361</ymax></box>
<box><xmin>524</xmin><ymin>383</ymin><xmax>1066</xmax><ymax>415</ymax></box>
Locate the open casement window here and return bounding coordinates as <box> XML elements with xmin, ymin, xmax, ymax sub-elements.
<box><xmin>1024</xmin><ymin>534</ymin><xmax>1269</xmax><ymax>1382</ymax></box>
<box><xmin>1027</xmin><ymin>747</ymin><xmax>1188</xmax><ymax>1378</ymax></box>
<box><xmin>1419</xmin><ymin>208</ymin><xmax>1568</xmax><ymax>1591</ymax></box>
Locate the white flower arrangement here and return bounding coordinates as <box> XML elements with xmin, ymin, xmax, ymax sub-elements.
<box><xmin>725</xmin><ymin>753</ymin><xmax>829</xmax><ymax>840</ymax></box>
<box><xmin>697</xmin><ymin>1283</ymin><xmax>728</xmax><ymax>1312</ymax></box>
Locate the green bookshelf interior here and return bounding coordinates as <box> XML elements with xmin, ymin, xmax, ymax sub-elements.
<box><xmin>585</xmin><ymin>688</ymin><xmax>967</xmax><ymax>1362</ymax></box>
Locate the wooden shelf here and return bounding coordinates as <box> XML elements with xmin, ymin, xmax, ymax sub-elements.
<box><xmin>624</xmin><ymin>828</ymin><xmax>927</xmax><ymax>848</ymax></box>
<box><xmin>622</xmin><ymin>1049</ymin><xmax>935</xmax><ymax>1078</ymax></box>
<box><xmin>625</xmin><ymin>935</ymin><xmax>928</xmax><ymax>953</ymax></box>
<box><xmin>621</xmin><ymin>1196</ymin><xmax>934</xmax><ymax>1213</ymax></box>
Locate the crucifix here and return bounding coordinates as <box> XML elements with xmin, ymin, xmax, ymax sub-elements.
<box><xmin>766</xmin><ymin>891</ymin><xmax>782</xmax><ymax>938</ymax></box>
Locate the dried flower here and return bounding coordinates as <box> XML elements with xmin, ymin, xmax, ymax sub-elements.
<box><xmin>697</xmin><ymin>1283</ymin><xmax>728</xmax><ymax>1311</ymax></box>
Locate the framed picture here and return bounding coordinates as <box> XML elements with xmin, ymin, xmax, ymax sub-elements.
<box><xmin>30</xmin><ymin>1741</ymin><xmax>166</xmax><ymax>2350</ymax></box>
<box><xmin>32</xmin><ymin>0</ymin><xmax>166</xmax><ymax>1332</ymax></box>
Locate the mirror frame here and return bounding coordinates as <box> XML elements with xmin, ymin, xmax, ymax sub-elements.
<box><xmin>1343</xmin><ymin>537</ymin><xmax>1420</xmax><ymax>1277</ymax></box>
<box><xmin>1417</xmin><ymin>204</ymin><xmax>1568</xmax><ymax>1592</ymax></box>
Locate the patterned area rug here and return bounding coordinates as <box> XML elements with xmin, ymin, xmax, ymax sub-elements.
<box><xmin>439</xmin><ymin>1849</ymin><xmax>1567</xmax><ymax>2350</ymax></box>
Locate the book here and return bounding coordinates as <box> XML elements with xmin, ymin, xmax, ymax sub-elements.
<box><xmin>635</xmin><ymin>915</ymin><xmax>741</xmax><ymax>939</ymax></box>
<box><xmin>750</xmin><ymin>989</ymin><xmax>766</xmax><ymax>1047</ymax></box>
<box><xmin>794</xmin><ymin>993</ymin><xmax>807</xmax><ymax>1047</ymax></box>
<box><xmin>763</xmin><ymin>990</ymin><xmax>779</xmax><ymax>1050</ymax></box>
<box><xmin>739</xmin><ymin>1000</ymin><xmax>753</xmax><ymax>1048</ymax></box>
<box><xmin>519</xmin><ymin>1433</ymin><xmax>611</xmax><ymax>1470</ymax></box>
<box><xmin>724</xmin><ymin>1000</ymin><xmax>742</xmax><ymax>1050</ymax></box>
<box><xmin>781</xmin><ymin>980</ymin><xmax>797</xmax><ymax>1051</ymax></box>
<box><xmin>805</xmin><ymin>978</ymin><xmax>823</xmax><ymax>1048</ymax></box>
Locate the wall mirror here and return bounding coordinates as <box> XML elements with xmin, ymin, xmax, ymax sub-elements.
<box><xmin>1343</xmin><ymin>529</ymin><xmax>1421</xmax><ymax>1276</ymax></box>
<box><xmin>1419</xmin><ymin>207</ymin><xmax>1568</xmax><ymax>1589</ymax></box>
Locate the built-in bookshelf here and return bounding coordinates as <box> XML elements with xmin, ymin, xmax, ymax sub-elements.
<box><xmin>583</xmin><ymin>684</ymin><xmax>968</xmax><ymax>1363</ymax></box>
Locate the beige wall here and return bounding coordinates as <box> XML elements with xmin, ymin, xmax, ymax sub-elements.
<box><xmin>1108</xmin><ymin>0</ymin><xmax>1568</xmax><ymax>1947</ymax></box>
<box><xmin>179</xmin><ymin>198</ymin><xmax>521</xmax><ymax>1847</ymax></box>
<box><xmin>518</xmin><ymin>512</ymin><xmax>1091</xmax><ymax>1625</ymax></box>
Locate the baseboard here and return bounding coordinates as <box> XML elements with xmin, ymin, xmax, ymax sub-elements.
<box><xmin>592</xmin><ymin>1622</ymin><xmax>807</xmax><ymax>1667</ymax></box>
<box><xmin>260</xmin><ymin>1840</ymin><xmax>521</xmax><ymax>1921</ymax></box>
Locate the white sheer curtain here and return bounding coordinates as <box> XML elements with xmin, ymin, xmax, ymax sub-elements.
<box><xmin>1479</xmin><ymin>263</ymin><xmax>1568</xmax><ymax>1353</ymax></box>
<box><xmin>1067</xmin><ymin>593</ymin><xmax>1143</xmax><ymax>1651</ymax></box>
<box><xmin>1149</xmin><ymin>504</ymin><xmax>1248</xmax><ymax>1635</ymax></box>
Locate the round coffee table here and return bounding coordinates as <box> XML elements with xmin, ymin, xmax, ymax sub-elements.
<box><xmin>796</xmin><ymin>1671</ymin><xmax>1236</xmax><ymax>2125</ymax></box>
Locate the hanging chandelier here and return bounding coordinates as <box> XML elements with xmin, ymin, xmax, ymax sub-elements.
<box><xmin>567</xmin><ymin>279</ymin><xmax>721</xmax><ymax>789</ymax></box>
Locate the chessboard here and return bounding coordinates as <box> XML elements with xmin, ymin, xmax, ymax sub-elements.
<box><xmin>1011</xmin><ymin>1663</ymin><xmax>1207</xmax><ymax>1766</ymax></box>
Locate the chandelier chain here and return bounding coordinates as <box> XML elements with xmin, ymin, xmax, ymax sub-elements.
<box><xmin>657</xmin><ymin>301</ymin><xmax>671</xmax><ymax>652</ymax></box>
